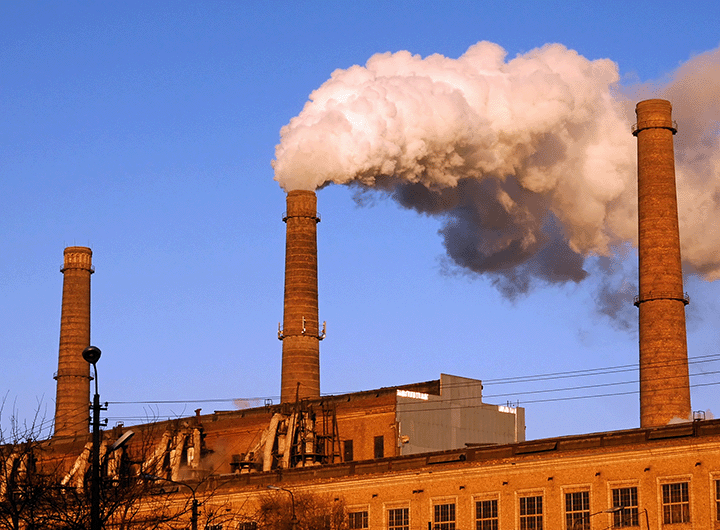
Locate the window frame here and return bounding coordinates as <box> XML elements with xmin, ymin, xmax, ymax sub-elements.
<box><xmin>474</xmin><ymin>494</ymin><xmax>499</xmax><ymax>530</ymax></box>
<box><xmin>710</xmin><ymin>473</ymin><xmax>720</xmax><ymax>525</ymax></box>
<box><xmin>343</xmin><ymin>439</ymin><xmax>354</xmax><ymax>462</ymax></box>
<box><xmin>432</xmin><ymin>501</ymin><xmax>456</xmax><ymax>530</ymax></box>
<box><xmin>386</xmin><ymin>505</ymin><xmax>409</xmax><ymax>530</ymax></box>
<box><xmin>564</xmin><ymin>489</ymin><xmax>590</xmax><ymax>530</ymax></box>
<box><xmin>374</xmin><ymin>435</ymin><xmax>385</xmax><ymax>459</ymax></box>
<box><xmin>610</xmin><ymin>485</ymin><xmax>640</xmax><ymax>528</ymax></box>
<box><xmin>348</xmin><ymin>508</ymin><xmax>369</xmax><ymax>530</ymax></box>
<box><xmin>518</xmin><ymin>491</ymin><xmax>544</xmax><ymax>530</ymax></box>
<box><xmin>660</xmin><ymin>481</ymin><xmax>690</xmax><ymax>524</ymax></box>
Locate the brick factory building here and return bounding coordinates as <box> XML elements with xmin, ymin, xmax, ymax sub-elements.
<box><xmin>3</xmin><ymin>99</ymin><xmax>717</xmax><ymax>529</ymax></box>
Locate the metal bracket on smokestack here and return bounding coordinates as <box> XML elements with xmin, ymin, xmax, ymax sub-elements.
<box><xmin>632</xmin><ymin>120</ymin><xmax>678</xmax><ymax>136</ymax></box>
<box><xmin>318</xmin><ymin>321</ymin><xmax>326</xmax><ymax>341</ymax></box>
<box><xmin>633</xmin><ymin>292</ymin><xmax>690</xmax><ymax>307</ymax></box>
<box><xmin>302</xmin><ymin>316</ymin><xmax>306</xmax><ymax>335</ymax></box>
<box><xmin>282</xmin><ymin>211</ymin><xmax>321</xmax><ymax>223</ymax></box>
<box><xmin>278</xmin><ymin>323</ymin><xmax>284</xmax><ymax>340</ymax></box>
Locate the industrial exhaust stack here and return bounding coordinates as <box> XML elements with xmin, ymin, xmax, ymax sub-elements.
<box><xmin>53</xmin><ymin>246</ymin><xmax>94</xmax><ymax>438</ymax></box>
<box><xmin>279</xmin><ymin>190</ymin><xmax>322</xmax><ymax>403</ymax></box>
<box><xmin>633</xmin><ymin>99</ymin><xmax>692</xmax><ymax>427</ymax></box>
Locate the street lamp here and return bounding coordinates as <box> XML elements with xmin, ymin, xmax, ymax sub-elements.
<box><xmin>267</xmin><ymin>485</ymin><xmax>298</xmax><ymax>530</ymax></box>
<box><xmin>572</xmin><ymin>506</ymin><xmax>623</xmax><ymax>529</ymax></box>
<box><xmin>82</xmin><ymin>345</ymin><xmax>103</xmax><ymax>530</ymax></box>
<box><xmin>143</xmin><ymin>474</ymin><xmax>200</xmax><ymax>530</ymax></box>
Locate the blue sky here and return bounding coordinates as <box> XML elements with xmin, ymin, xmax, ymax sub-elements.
<box><xmin>1</xmin><ymin>1</ymin><xmax>719</xmax><ymax>441</ymax></box>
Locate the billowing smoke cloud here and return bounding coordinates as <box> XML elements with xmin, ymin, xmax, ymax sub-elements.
<box><xmin>273</xmin><ymin>42</ymin><xmax>720</xmax><ymax>296</ymax></box>
<box><xmin>648</xmin><ymin>47</ymin><xmax>720</xmax><ymax>281</ymax></box>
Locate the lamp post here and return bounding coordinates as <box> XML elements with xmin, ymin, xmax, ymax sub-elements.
<box><xmin>82</xmin><ymin>345</ymin><xmax>103</xmax><ymax>530</ymax></box>
<box><xmin>267</xmin><ymin>485</ymin><xmax>298</xmax><ymax>530</ymax></box>
<box><xmin>572</xmin><ymin>506</ymin><xmax>623</xmax><ymax>529</ymax></box>
<box><xmin>143</xmin><ymin>474</ymin><xmax>200</xmax><ymax>530</ymax></box>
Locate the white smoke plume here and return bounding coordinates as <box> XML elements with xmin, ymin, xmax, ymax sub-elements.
<box><xmin>650</xmin><ymin>47</ymin><xmax>720</xmax><ymax>280</ymax></box>
<box><xmin>273</xmin><ymin>42</ymin><xmax>720</xmax><ymax>297</ymax></box>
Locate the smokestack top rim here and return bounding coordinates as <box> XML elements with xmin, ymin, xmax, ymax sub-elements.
<box><xmin>285</xmin><ymin>189</ymin><xmax>319</xmax><ymax>220</ymax></box>
<box><xmin>635</xmin><ymin>98</ymin><xmax>672</xmax><ymax>111</ymax></box>
<box><xmin>63</xmin><ymin>246</ymin><xmax>93</xmax><ymax>255</ymax></box>
<box><xmin>634</xmin><ymin>99</ymin><xmax>676</xmax><ymax>136</ymax></box>
<box><xmin>61</xmin><ymin>246</ymin><xmax>94</xmax><ymax>273</ymax></box>
<box><xmin>286</xmin><ymin>189</ymin><xmax>317</xmax><ymax>198</ymax></box>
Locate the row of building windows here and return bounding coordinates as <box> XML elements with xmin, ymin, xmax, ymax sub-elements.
<box><xmin>347</xmin><ymin>481</ymin><xmax>708</xmax><ymax>529</ymax></box>
<box><xmin>230</xmin><ymin>479</ymin><xmax>719</xmax><ymax>530</ymax></box>
<box><xmin>343</xmin><ymin>436</ymin><xmax>385</xmax><ymax>462</ymax></box>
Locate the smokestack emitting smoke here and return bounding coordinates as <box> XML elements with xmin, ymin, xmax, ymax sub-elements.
<box><xmin>634</xmin><ymin>100</ymin><xmax>691</xmax><ymax>427</ymax></box>
<box><xmin>279</xmin><ymin>190</ymin><xmax>322</xmax><ymax>403</ymax></box>
<box><xmin>54</xmin><ymin>246</ymin><xmax>93</xmax><ymax>438</ymax></box>
<box><xmin>272</xmin><ymin>42</ymin><xmax>720</xmax><ymax>299</ymax></box>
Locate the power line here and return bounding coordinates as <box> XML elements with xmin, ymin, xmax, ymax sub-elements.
<box><xmin>99</xmin><ymin>355</ymin><xmax>720</xmax><ymax>421</ymax></box>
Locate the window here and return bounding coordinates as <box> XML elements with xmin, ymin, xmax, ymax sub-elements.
<box><xmin>433</xmin><ymin>503</ymin><xmax>456</xmax><ymax>530</ymax></box>
<box><xmin>716</xmin><ymin>480</ymin><xmax>720</xmax><ymax>522</ymax></box>
<box><xmin>662</xmin><ymin>482</ymin><xmax>690</xmax><ymax>524</ymax></box>
<box><xmin>612</xmin><ymin>487</ymin><xmax>639</xmax><ymax>527</ymax></box>
<box><xmin>520</xmin><ymin>496</ymin><xmax>542</xmax><ymax>530</ymax></box>
<box><xmin>476</xmin><ymin>499</ymin><xmax>498</xmax><ymax>530</ymax></box>
<box><xmin>388</xmin><ymin>507</ymin><xmax>409</xmax><ymax>530</ymax></box>
<box><xmin>237</xmin><ymin>524</ymin><xmax>257</xmax><ymax>530</ymax></box>
<box><xmin>344</xmin><ymin>440</ymin><xmax>354</xmax><ymax>462</ymax></box>
<box><xmin>349</xmin><ymin>510</ymin><xmax>368</xmax><ymax>529</ymax></box>
<box><xmin>374</xmin><ymin>435</ymin><xmax>385</xmax><ymax>458</ymax></box>
<box><xmin>565</xmin><ymin>491</ymin><xmax>590</xmax><ymax>530</ymax></box>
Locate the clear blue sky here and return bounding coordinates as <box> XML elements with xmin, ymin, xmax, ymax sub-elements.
<box><xmin>1</xmin><ymin>1</ymin><xmax>719</xmax><ymax>441</ymax></box>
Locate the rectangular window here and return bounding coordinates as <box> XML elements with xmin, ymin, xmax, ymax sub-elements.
<box><xmin>388</xmin><ymin>507</ymin><xmax>409</xmax><ymax>530</ymax></box>
<box><xmin>349</xmin><ymin>510</ymin><xmax>369</xmax><ymax>529</ymax></box>
<box><xmin>662</xmin><ymin>482</ymin><xmax>690</xmax><ymax>524</ymax></box>
<box><xmin>716</xmin><ymin>480</ymin><xmax>720</xmax><ymax>522</ymax></box>
<box><xmin>374</xmin><ymin>435</ymin><xmax>385</xmax><ymax>459</ymax></box>
<box><xmin>565</xmin><ymin>491</ymin><xmax>590</xmax><ymax>530</ymax></box>
<box><xmin>433</xmin><ymin>503</ymin><xmax>456</xmax><ymax>530</ymax></box>
<box><xmin>476</xmin><ymin>499</ymin><xmax>498</xmax><ymax>530</ymax></box>
<box><xmin>612</xmin><ymin>487</ymin><xmax>639</xmax><ymax>527</ymax></box>
<box><xmin>520</xmin><ymin>496</ymin><xmax>543</xmax><ymax>530</ymax></box>
<box><xmin>237</xmin><ymin>524</ymin><xmax>257</xmax><ymax>530</ymax></box>
<box><xmin>344</xmin><ymin>440</ymin><xmax>354</xmax><ymax>462</ymax></box>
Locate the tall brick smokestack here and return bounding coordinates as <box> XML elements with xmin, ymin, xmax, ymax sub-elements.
<box><xmin>633</xmin><ymin>99</ymin><xmax>691</xmax><ymax>427</ymax></box>
<box><xmin>53</xmin><ymin>246</ymin><xmax>93</xmax><ymax>438</ymax></box>
<box><xmin>279</xmin><ymin>190</ymin><xmax>321</xmax><ymax>403</ymax></box>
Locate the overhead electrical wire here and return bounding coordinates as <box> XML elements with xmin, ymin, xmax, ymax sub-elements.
<box><xmin>99</xmin><ymin>355</ymin><xmax>720</xmax><ymax>425</ymax></box>
<box><xmin>107</xmin><ymin>353</ymin><xmax>720</xmax><ymax>405</ymax></box>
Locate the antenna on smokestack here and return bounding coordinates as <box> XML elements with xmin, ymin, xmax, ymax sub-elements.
<box><xmin>633</xmin><ymin>99</ymin><xmax>692</xmax><ymax>428</ymax></box>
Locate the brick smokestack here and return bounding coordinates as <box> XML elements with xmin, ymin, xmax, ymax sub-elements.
<box><xmin>279</xmin><ymin>190</ymin><xmax>321</xmax><ymax>403</ymax></box>
<box><xmin>53</xmin><ymin>246</ymin><xmax>93</xmax><ymax>438</ymax></box>
<box><xmin>633</xmin><ymin>99</ymin><xmax>691</xmax><ymax>427</ymax></box>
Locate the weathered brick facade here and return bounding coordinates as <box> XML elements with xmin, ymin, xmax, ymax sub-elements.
<box><xmin>211</xmin><ymin>420</ymin><xmax>720</xmax><ymax>529</ymax></box>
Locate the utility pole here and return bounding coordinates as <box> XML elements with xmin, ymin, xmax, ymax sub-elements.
<box><xmin>83</xmin><ymin>346</ymin><xmax>103</xmax><ymax>530</ymax></box>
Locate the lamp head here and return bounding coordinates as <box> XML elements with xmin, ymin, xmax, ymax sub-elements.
<box><xmin>82</xmin><ymin>346</ymin><xmax>102</xmax><ymax>365</ymax></box>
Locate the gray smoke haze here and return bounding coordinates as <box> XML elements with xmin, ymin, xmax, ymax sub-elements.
<box><xmin>273</xmin><ymin>41</ymin><xmax>720</xmax><ymax>297</ymax></box>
